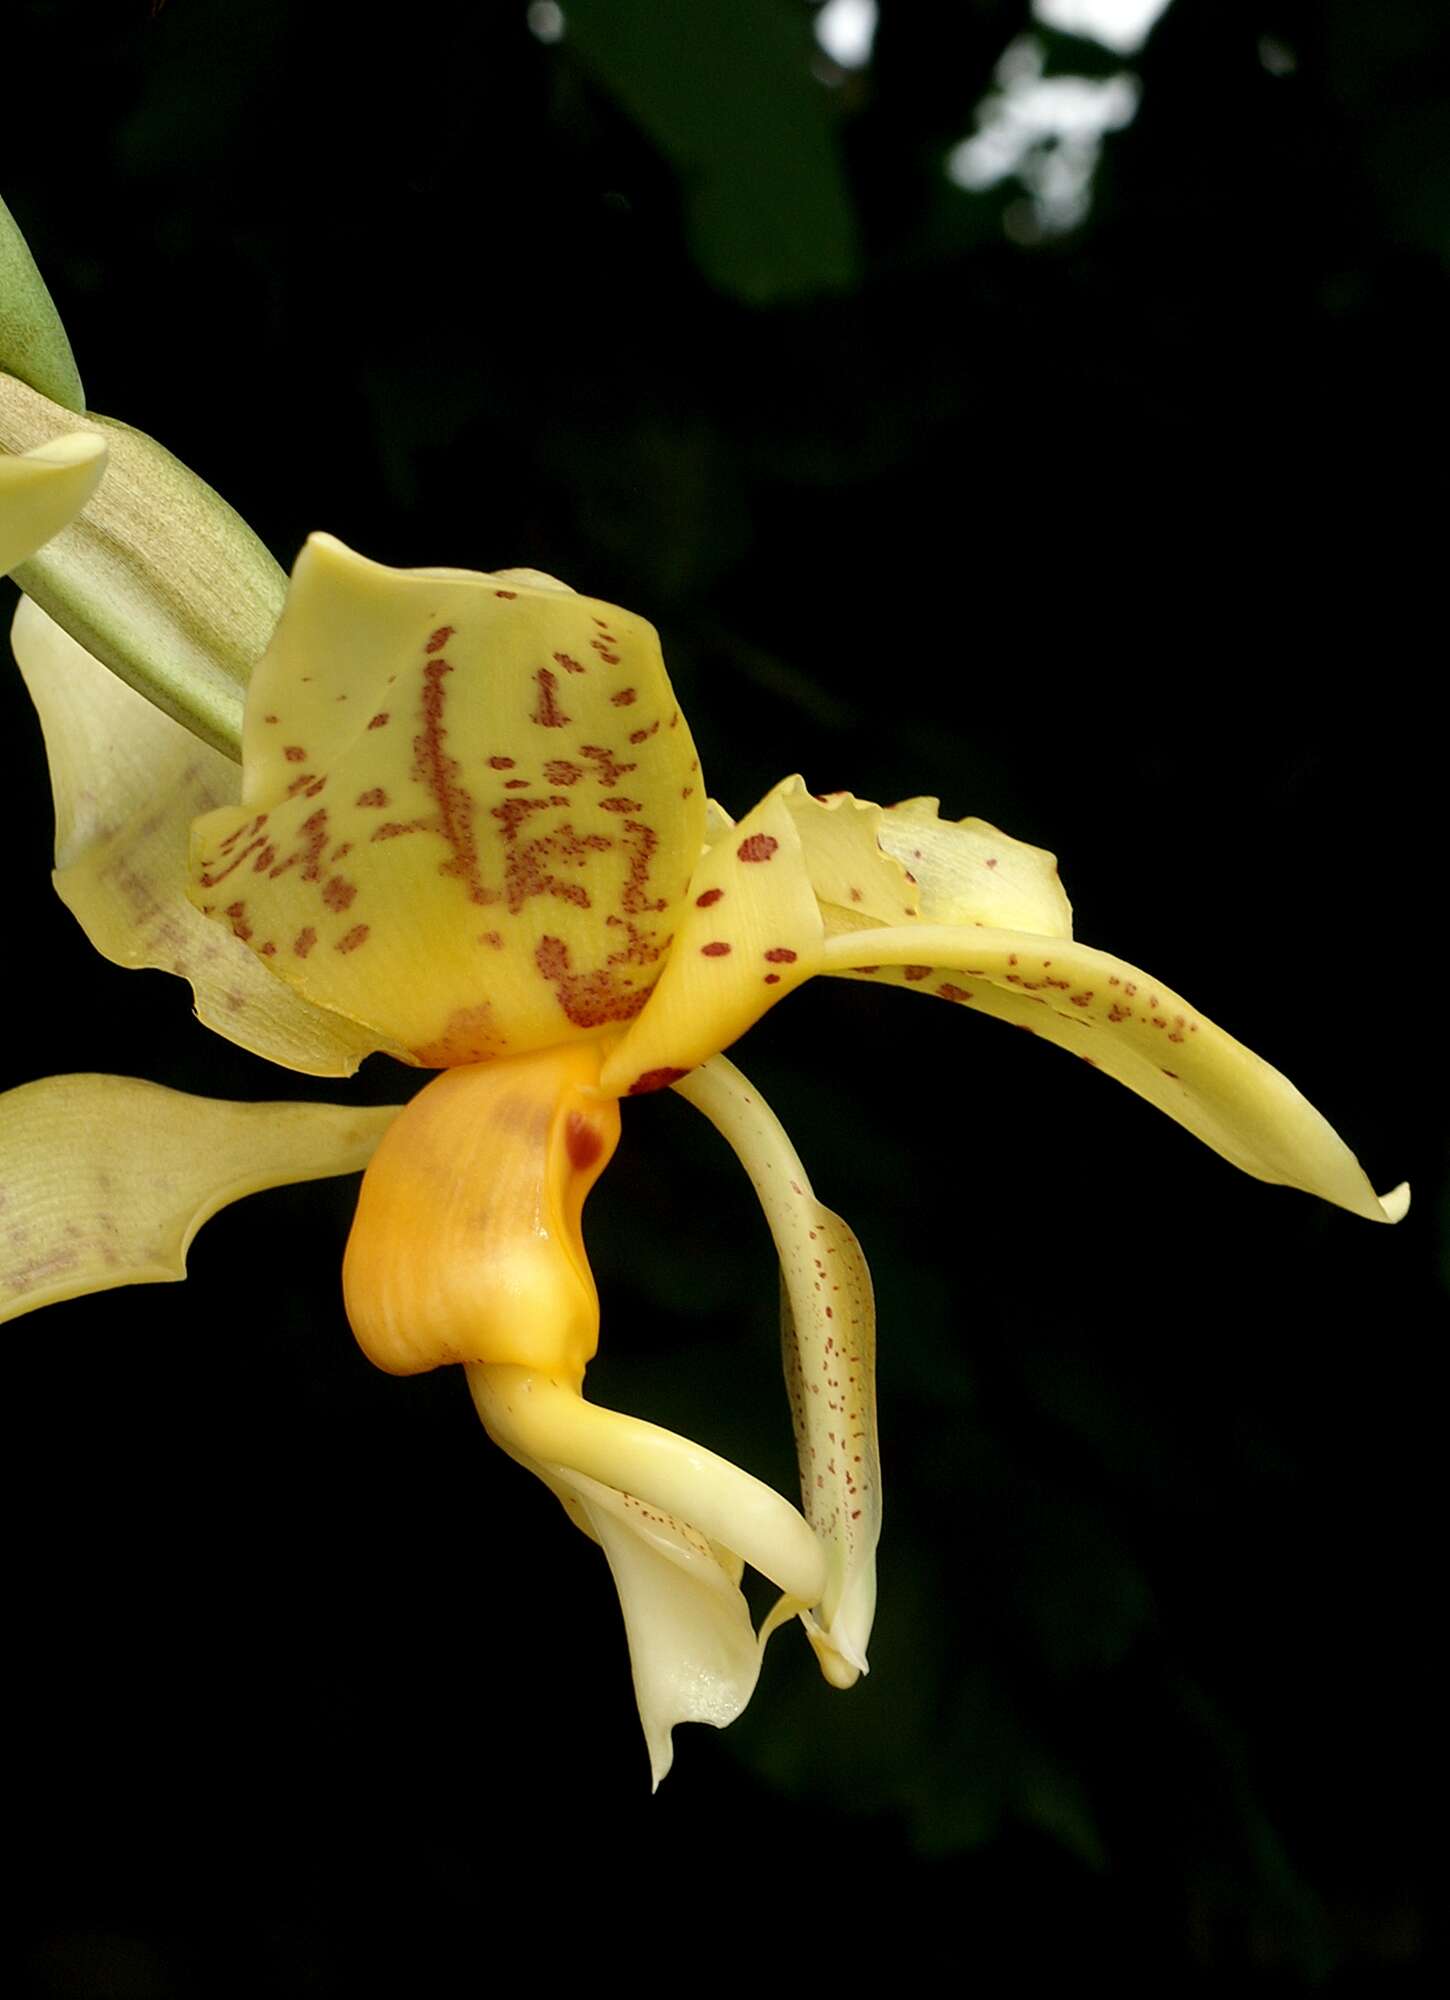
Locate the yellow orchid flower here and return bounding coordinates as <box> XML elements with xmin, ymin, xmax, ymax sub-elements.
<box><xmin>1</xmin><ymin>521</ymin><xmax>1405</xmax><ymax>1786</ymax></box>
<box><xmin>1</xmin><ymin>198</ymin><xmax>1405</xmax><ymax>1780</ymax></box>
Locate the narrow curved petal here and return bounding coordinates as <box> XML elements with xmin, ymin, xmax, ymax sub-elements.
<box><xmin>1</xmin><ymin>373</ymin><xmax>285</xmax><ymax>759</ymax></box>
<box><xmin>820</xmin><ymin>924</ymin><xmax>1407</xmax><ymax>1223</ymax></box>
<box><xmin>468</xmin><ymin>1365</ymin><xmax>826</xmax><ymax>1607</ymax></box>
<box><xmin>0</xmin><ymin>432</ymin><xmax>106</xmax><ymax>574</ymax></box>
<box><xmin>611</xmin><ymin>779</ymin><xmax>1404</xmax><ymax>1222</ymax></box>
<box><xmin>0</xmin><ymin>1074</ymin><xmax>400</xmax><ymax>1326</ymax></box>
<box><xmin>675</xmin><ymin>1056</ymin><xmax>879</xmax><ymax>1688</ymax></box>
<box><xmin>191</xmin><ymin>534</ymin><xmax>706</xmax><ymax>1065</ymax></box>
<box><xmin>13</xmin><ymin>598</ymin><xmax>396</xmax><ymax>1076</ymax></box>
<box><xmin>575</xmin><ymin>1468</ymin><xmax>764</xmax><ymax>1790</ymax></box>
<box><xmin>469</xmin><ymin>1363</ymin><xmax>824</xmax><ymax>1784</ymax></box>
<box><xmin>492</xmin><ymin>1440</ymin><xmax>766</xmax><ymax>1790</ymax></box>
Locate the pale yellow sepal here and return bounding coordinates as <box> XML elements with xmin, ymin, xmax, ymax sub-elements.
<box><xmin>0</xmin><ymin>431</ymin><xmax>105</xmax><ymax>575</ymax></box>
<box><xmin>1</xmin><ymin>373</ymin><xmax>284</xmax><ymax>758</ymax></box>
<box><xmin>820</xmin><ymin>924</ymin><xmax>1407</xmax><ymax>1224</ymax></box>
<box><xmin>675</xmin><ymin>1057</ymin><xmax>879</xmax><ymax>1689</ymax></box>
<box><xmin>191</xmin><ymin>533</ymin><xmax>705</xmax><ymax>1065</ymax></box>
<box><xmin>468</xmin><ymin>1363</ymin><xmax>826</xmax><ymax>1786</ymax></box>
<box><xmin>0</xmin><ymin>1074</ymin><xmax>400</xmax><ymax>1326</ymax></box>
<box><xmin>572</xmin><ymin>1465</ymin><xmax>764</xmax><ymax>1790</ymax></box>
<box><xmin>0</xmin><ymin>197</ymin><xmax>85</xmax><ymax>411</ymax></box>
<box><xmin>13</xmin><ymin>598</ymin><xmax>394</xmax><ymax>1076</ymax></box>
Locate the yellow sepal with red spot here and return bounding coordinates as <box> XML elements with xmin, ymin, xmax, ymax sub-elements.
<box><xmin>189</xmin><ymin>535</ymin><xmax>705</xmax><ymax>1066</ymax></box>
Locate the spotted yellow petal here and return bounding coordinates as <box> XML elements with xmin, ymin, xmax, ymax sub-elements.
<box><xmin>599</xmin><ymin>778</ymin><xmax>826</xmax><ymax>1094</ymax></box>
<box><xmin>190</xmin><ymin>534</ymin><xmax>706</xmax><ymax>1065</ymax></box>
<box><xmin>675</xmin><ymin>1056</ymin><xmax>879</xmax><ymax>1689</ymax></box>
<box><xmin>611</xmin><ymin>779</ymin><xmax>1404</xmax><ymax>1221</ymax></box>
<box><xmin>1</xmin><ymin>373</ymin><xmax>284</xmax><ymax>758</ymax></box>
<box><xmin>13</xmin><ymin>597</ymin><xmax>395</xmax><ymax>1076</ymax></box>
<box><xmin>0</xmin><ymin>432</ymin><xmax>105</xmax><ymax>575</ymax></box>
<box><xmin>821</xmin><ymin>923</ymin><xmax>1407</xmax><ymax>1222</ymax></box>
<box><xmin>0</xmin><ymin>1074</ymin><xmax>400</xmax><ymax>1326</ymax></box>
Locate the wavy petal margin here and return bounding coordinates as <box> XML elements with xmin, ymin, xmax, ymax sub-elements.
<box><xmin>13</xmin><ymin>597</ymin><xmax>396</xmax><ymax>1075</ymax></box>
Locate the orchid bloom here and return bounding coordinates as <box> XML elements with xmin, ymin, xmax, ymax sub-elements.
<box><xmin>1</xmin><ymin>212</ymin><xmax>1406</xmax><ymax>1787</ymax></box>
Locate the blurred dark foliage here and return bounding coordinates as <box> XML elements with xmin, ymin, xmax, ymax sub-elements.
<box><xmin>2</xmin><ymin>0</ymin><xmax>1444</xmax><ymax>1990</ymax></box>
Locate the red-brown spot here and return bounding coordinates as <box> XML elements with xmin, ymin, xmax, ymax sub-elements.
<box><xmin>553</xmin><ymin>651</ymin><xmax>586</xmax><ymax>675</ymax></box>
<box><xmin>532</xmin><ymin>667</ymin><xmax>569</xmax><ymax>728</ymax></box>
<box><xmin>356</xmin><ymin>787</ymin><xmax>388</xmax><ymax>809</ymax></box>
<box><xmin>700</xmin><ymin>941</ymin><xmax>731</xmax><ymax>957</ymax></box>
<box><xmin>322</xmin><ymin>876</ymin><xmax>357</xmax><ymax>912</ymax></box>
<box><xmin>545</xmin><ymin>760</ymin><xmax>582</xmax><ymax>786</ymax></box>
<box><xmin>599</xmin><ymin>797</ymin><xmax>642</xmax><ymax>814</ymax></box>
<box><xmin>937</xmin><ymin>983</ymin><xmax>973</xmax><ymax>1003</ymax></box>
<box><xmin>853</xmin><ymin>965</ymin><xmax>880</xmax><ymax>975</ymax></box>
<box><xmin>1162</xmin><ymin>1068</ymin><xmax>1179</xmax><ymax>1079</ymax></box>
<box><xmin>504</xmin><ymin>777</ymin><xmax>531</xmax><ymax>788</ymax></box>
<box><xmin>764</xmin><ymin>973</ymin><xmax>781</xmax><ymax>984</ymax></box>
<box><xmin>283</xmin><ymin>745</ymin><xmax>307</xmax><ymax>763</ymax></box>
<box><xmin>368</xmin><ymin>712</ymin><xmax>390</xmax><ymax>730</ymax></box>
<box><xmin>629</xmin><ymin>722</ymin><xmax>659</xmax><ymax>745</ymax></box>
<box><xmin>610</xmin><ymin>688</ymin><xmax>637</xmax><ymax>707</ymax></box>
<box><xmin>579</xmin><ymin>745</ymin><xmax>636</xmax><ymax>788</ymax></box>
<box><xmin>414</xmin><ymin>658</ymin><xmax>495</xmax><ymax>907</ymax></box>
<box><xmin>479</xmin><ymin>930</ymin><xmax>503</xmax><ymax>949</ymax></box>
<box><xmin>764</xmin><ymin>947</ymin><xmax>798</xmax><ymax>964</ymax></box>
<box><xmin>224</xmin><ymin>900</ymin><xmax>252</xmax><ymax>941</ymax></box>
<box><xmin>1071</xmin><ymin>992</ymin><xmax>1093</xmax><ymax>1007</ymax></box>
<box><xmin>565</xmin><ymin>1113</ymin><xmax>604</xmax><ymax>1174</ymax></box>
<box><xmin>263</xmin><ymin>713</ymin><xmax>278</xmax><ymax>725</ymax></box>
<box><xmin>534</xmin><ymin>936</ymin><xmax>653</xmax><ymax>1030</ymax></box>
<box><xmin>737</xmin><ymin>833</ymin><xmax>779</xmax><ymax>863</ymax></box>
<box><xmin>336</xmin><ymin>924</ymin><xmax>370</xmax><ymax>954</ymax></box>
<box><xmin>293</xmin><ymin>927</ymin><xmax>317</xmax><ymax>958</ymax></box>
<box><xmin>489</xmin><ymin>756</ymin><xmax>516</xmax><ymax>770</ymax></box>
<box><xmin>627</xmin><ymin>1067</ymin><xmax>690</xmax><ymax>1096</ymax></box>
<box><xmin>494</xmin><ymin>589</ymin><xmax>517</xmax><ymax>600</ymax></box>
<box><xmin>902</xmin><ymin>965</ymin><xmax>932</xmax><ymax>982</ymax></box>
<box><xmin>696</xmin><ymin>887</ymin><xmax>724</xmax><ymax>907</ymax></box>
<box><xmin>253</xmin><ymin>844</ymin><xmax>277</xmax><ymax>872</ymax></box>
<box><xmin>426</xmin><ymin>625</ymin><xmax>455</xmax><ymax>653</ymax></box>
<box><xmin>259</xmin><ymin>941</ymin><xmax>276</xmax><ymax>956</ymax></box>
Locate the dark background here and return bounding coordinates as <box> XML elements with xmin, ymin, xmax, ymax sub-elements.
<box><xmin>2</xmin><ymin>1</ymin><xmax>1443</xmax><ymax>1990</ymax></box>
